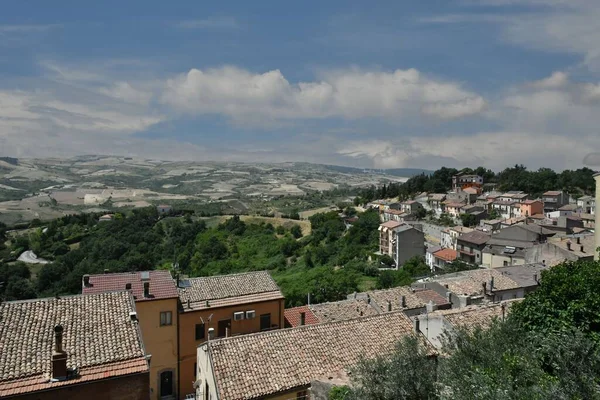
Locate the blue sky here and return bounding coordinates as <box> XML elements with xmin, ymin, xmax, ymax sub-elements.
<box><xmin>2</xmin><ymin>0</ymin><xmax>600</xmax><ymax>170</ymax></box>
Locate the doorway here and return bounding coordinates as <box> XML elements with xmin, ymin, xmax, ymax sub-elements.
<box><xmin>159</xmin><ymin>370</ymin><xmax>174</xmax><ymax>398</ymax></box>
<box><xmin>217</xmin><ymin>319</ymin><xmax>231</xmax><ymax>338</ymax></box>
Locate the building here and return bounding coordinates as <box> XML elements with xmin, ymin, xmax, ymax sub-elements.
<box><xmin>0</xmin><ymin>292</ymin><xmax>150</xmax><ymax>400</ymax></box>
<box><xmin>157</xmin><ymin>205</ymin><xmax>172</xmax><ymax>214</ymax></box>
<box><xmin>284</xmin><ymin>298</ymin><xmax>378</xmax><ymax>328</ymax></box>
<box><xmin>444</xmin><ymin>202</ymin><xmax>467</xmax><ymax>218</ymax></box>
<box><xmin>379</xmin><ymin>221</ymin><xmax>425</xmax><ymax>267</ymax></box>
<box><xmin>82</xmin><ymin>271</ymin><xmax>179</xmax><ymax>400</ymax></box>
<box><xmin>577</xmin><ymin>195</ymin><xmax>594</xmax><ymax>214</ymax></box>
<box><xmin>482</xmin><ymin>225</ymin><xmax>556</xmax><ymax>268</ymax></box>
<box><xmin>426</xmin><ymin>245</ymin><xmax>442</xmax><ymax>270</ymax></box>
<box><xmin>98</xmin><ymin>214</ymin><xmax>114</xmax><ymax>222</ymax></box>
<box><xmin>354</xmin><ymin>286</ymin><xmax>451</xmax><ymax>316</ymax></box>
<box><xmin>195</xmin><ymin>312</ymin><xmax>434</xmax><ymax>400</ymax></box>
<box><xmin>456</xmin><ymin>230</ymin><xmax>491</xmax><ymax>264</ymax></box>
<box><xmin>441</xmin><ymin>226</ymin><xmax>474</xmax><ymax>250</ymax></box>
<box><xmin>431</xmin><ymin>248</ymin><xmax>458</xmax><ymax>270</ymax></box>
<box><xmin>500</xmin><ymin>216</ymin><xmax>527</xmax><ymax>228</ymax></box>
<box><xmin>542</xmin><ymin>190</ymin><xmax>569</xmax><ymax>212</ymax></box>
<box><xmin>400</xmin><ymin>200</ymin><xmax>424</xmax><ymax>214</ymax></box>
<box><xmin>452</xmin><ymin>173</ymin><xmax>483</xmax><ymax>192</ymax></box>
<box><xmin>428</xmin><ymin>194</ymin><xmax>447</xmax><ymax>216</ymax></box>
<box><xmin>545</xmin><ymin>203</ymin><xmax>578</xmax><ymax>219</ymax></box>
<box><xmin>478</xmin><ymin>218</ymin><xmax>502</xmax><ymax>233</ymax></box>
<box><xmin>491</xmin><ymin>199</ymin><xmax>518</xmax><ymax>220</ymax></box>
<box><xmin>416</xmin><ymin>300</ymin><xmax>519</xmax><ymax>350</ymax></box>
<box><xmin>177</xmin><ymin>271</ymin><xmax>285</xmax><ymax>398</ymax></box>
<box><xmin>520</xmin><ymin>200</ymin><xmax>544</xmax><ymax>218</ymax></box>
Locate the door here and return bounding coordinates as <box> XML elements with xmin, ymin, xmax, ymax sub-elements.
<box><xmin>160</xmin><ymin>370</ymin><xmax>173</xmax><ymax>398</ymax></box>
<box><xmin>217</xmin><ymin>319</ymin><xmax>231</xmax><ymax>338</ymax></box>
<box><xmin>260</xmin><ymin>313</ymin><xmax>271</xmax><ymax>331</ymax></box>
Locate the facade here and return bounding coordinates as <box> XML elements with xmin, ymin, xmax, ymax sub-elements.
<box><xmin>0</xmin><ymin>292</ymin><xmax>150</xmax><ymax>400</ymax></box>
<box><xmin>577</xmin><ymin>195</ymin><xmax>594</xmax><ymax>214</ymax></box>
<box><xmin>520</xmin><ymin>200</ymin><xmax>544</xmax><ymax>218</ymax></box>
<box><xmin>426</xmin><ymin>245</ymin><xmax>442</xmax><ymax>270</ymax></box>
<box><xmin>542</xmin><ymin>190</ymin><xmax>569</xmax><ymax>212</ymax></box>
<box><xmin>196</xmin><ymin>312</ymin><xmax>433</xmax><ymax>400</ymax></box>
<box><xmin>456</xmin><ymin>230</ymin><xmax>491</xmax><ymax>264</ymax></box>
<box><xmin>444</xmin><ymin>202</ymin><xmax>466</xmax><ymax>218</ymax></box>
<box><xmin>395</xmin><ymin>224</ymin><xmax>425</xmax><ymax>267</ymax></box>
<box><xmin>178</xmin><ymin>271</ymin><xmax>285</xmax><ymax>398</ymax></box>
<box><xmin>82</xmin><ymin>271</ymin><xmax>179</xmax><ymax>400</ymax></box>
<box><xmin>441</xmin><ymin>226</ymin><xmax>473</xmax><ymax>250</ymax></box>
<box><xmin>400</xmin><ymin>200</ymin><xmax>423</xmax><ymax>214</ymax></box>
<box><xmin>452</xmin><ymin>173</ymin><xmax>483</xmax><ymax>192</ymax></box>
<box><xmin>482</xmin><ymin>225</ymin><xmax>556</xmax><ymax>268</ymax></box>
<box><xmin>379</xmin><ymin>220</ymin><xmax>403</xmax><ymax>257</ymax></box>
<box><xmin>428</xmin><ymin>194</ymin><xmax>447</xmax><ymax>216</ymax></box>
<box><xmin>491</xmin><ymin>200</ymin><xmax>518</xmax><ymax>220</ymax></box>
<box><xmin>381</xmin><ymin>208</ymin><xmax>405</xmax><ymax>223</ymax></box>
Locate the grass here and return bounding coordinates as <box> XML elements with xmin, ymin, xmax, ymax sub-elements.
<box><xmin>199</xmin><ymin>215</ymin><xmax>312</xmax><ymax>235</ymax></box>
<box><xmin>358</xmin><ymin>276</ymin><xmax>378</xmax><ymax>292</ymax></box>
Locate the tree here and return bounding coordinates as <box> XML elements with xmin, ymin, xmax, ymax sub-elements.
<box><xmin>344</xmin><ymin>335</ymin><xmax>438</xmax><ymax>400</ymax></box>
<box><xmin>290</xmin><ymin>225</ymin><xmax>303</xmax><ymax>239</ymax></box>
<box><xmin>459</xmin><ymin>213</ymin><xmax>477</xmax><ymax>227</ymax></box>
<box><xmin>379</xmin><ymin>254</ymin><xmax>395</xmax><ymax>268</ymax></box>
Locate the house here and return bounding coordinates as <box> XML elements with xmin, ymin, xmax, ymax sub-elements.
<box><xmin>441</xmin><ymin>226</ymin><xmax>474</xmax><ymax>250</ymax></box>
<box><xmin>415</xmin><ymin>192</ymin><xmax>430</xmax><ymax>210</ymax></box>
<box><xmin>440</xmin><ymin>229</ymin><xmax>452</xmax><ymax>249</ymax></box>
<box><xmin>379</xmin><ymin>222</ymin><xmax>425</xmax><ymax>267</ymax></box>
<box><xmin>491</xmin><ymin>199</ymin><xmax>518</xmax><ymax>220</ymax></box>
<box><xmin>478</xmin><ymin>218</ymin><xmax>502</xmax><ymax>233</ymax></box>
<box><xmin>456</xmin><ymin>230</ymin><xmax>491</xmax><ymax>264</ymax></box>
<box><xmin>381</xmin><ymin>208</ymin><xmax>405</xmax><ymax>223</ymax></box>
<box><xmin>177</xmin><ymin>271</ymin><xmax>285</xmax><ymax>398</ymax></box>
<box><xmin>0</xmin><ymin>292</ymin><xmax>150</xmax><ymax>400</ymax></box>
<box><xmin>542</xmin><ymin>190</ymin><xmax>569</xmax><ymax>212</ymax></box>
<box><xmin>284</xmin><ymin>298</ymin><xmax>378</xmax><ymax>328</ymax></box>
<box><xmin>400</xmin><ymin>200</ymin><xmax>424</xmax><ymax>214</ymax></box>
<box><xmin>195</xmin><ymin>312</ymin><xmax>434</xmax><ymax>400</ymax></box>
<box><xmin>352</xmin><ymin>285</ymin><xmax>451</xmax><ymax>317</ymax></box>
<box><xmin>446</xmin><ymin>191</ymin><xmax>477</xmax><ymax>205</ymax></box>
<box><xmin>444</xmin><ymin>202</ymin><xmax>466</xmax><ymax>218</ymax></box>
<box><xmin>577</xmin><ymin>195</ymin><xmax>594</xmax><ymax>214</ymax></box>
<box><xmin>82</xmin><ymin>271</ymin><xmax>178</xmax><ymax>400</ymax></box>
<box><xmin>452</xmin><ymin>173</ymin><xmax>483</xmax><ymax>192</ymax></box>
<box><xmin>426</xmin><ymin>245</ymin><xmax>442</xmax><ymax>270</ymax></box>
<box><xmin>520</xmin><ymin>200</ymin><xmax>544</xmax><ymax>218</ymax></box>
<box><xmin>416</xmin><ymin>300</ymin><xmax>519</xmax><ymax>350</ymax></box>
<box><xmin>572</xmin><ymin>213</ymin><xmax>595</xmax><ymax>229</ymax></box>
<box><xmin>500</xmin><ymin>216</ymin><xmax>527</xmax><ymax>229</ymax></box>
<box><xmin>540</xmin><ymin>215</ymin><xmax>584</xmax><ymax>234</ymax></box>
<box><xmin>482</xmin><ymin>224</ymin><xmax>556</xmax><ymax>268</ymax></box>
<box><xmin>428</xmin><ymin>194</ymin><xmax>447</xmax><ymax>216</ymax></box>
<box><xmin>157</xmin><ymin>204</ymin><xmax>172</xmax><ymax>214</ymax></box>
<box><xmin>432</xmin><ymin>248</ymin><xmax>458</xmax><ymax>269</ymax></box>
<box><xmin>534</xmin><ymin>234</ymin><xmax>596</xmax><ymax>265</ymax></box>
<box><xmin>98</xmin><ymin>214</ymin><xmax>113</xmax><ymax>222</ymax></box>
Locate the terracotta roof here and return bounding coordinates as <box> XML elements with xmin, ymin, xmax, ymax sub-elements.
<box><xmin>284</xmin><ymin>306</ymin><xmax>319</xmax><ymax>328</ymax></box>
<box><xmin>548</xmin><ymin>235</ymin><xmax>597</xmax><ymax>257</ymax></box>
<box><xmin>450</xmin><ymin>226</ymin><xmax>474</xmax><ymax>234</ymax></box>
<box><xmin>309</xmin><ymin>299</ymin><xmax>379</xmax><ymax>323</ymax></box>
<box><xmin>457</xmin><ymin>230</ymin><xmax>491</xmax><ymax>245</ymax></box>
<box><xmin>429</xmin><ymin>193</ymin><xmax>446</xmax><ymax>201</ymax></box>
<box><xmin>530</xmin><ymin>213</ymin><xmax>546</xmax><ymax>219</ymax></box>
<box><xmin>433</xmin><ymin>300</ymin><xmax>521</xmax><ymax>332</ymax></box>
<box><xmin>433</xmin><ymin>248</ymin><xmax>458</xmax><ymax>262</ymax></box>
<box><xmin>522</xmin><ymin>199</ymin><xmax>542</xmax><ymax>205</ymax></box>
<box><xmin>380</xmin><ymin>220</ymin><xmax>403</xmax><ymax>229</ymax></box>
<box><xmin>363</xmin><ymin>286</ymin><xmax>449</xmax><ymax>312</ymax></box>
<box><xmin>462</xmin><ymin>187</ymin><xmax>479</xmax><ymax>194</ymax></box>
<box><xmin>205</xmin><ymin>312</ymin><xmax>433</xmax><ymax>399</ymax></box>
<box><xmin>435</xmin><ymin>269</ymin><xmax>520</xmax><ymax>296</ymax></box>
<box><xmin>558</xmin><ymin>204</ymin><xmax>578</xmax><ymax>211</ymax></box>
<box><xmin>178</xmin><ymin>271</ymin><xmax>283</xmax><ymax>311</ymax></box>
<box><xmin>444</xmin><ymin>202</ymin><xmax>466</xmax><ymax>208</ymax></box>
<box><xmin>543</xmin><ymin>191</ymin><xmax>563</xmax><ymax>196</ymax></box>
<box><xmin>82</xmin><ymin>270</ymin><xmax>178</xmax><ymax>302</ymax></box>
<box><xmin>0</xmin><ymin>292</ymin><xmax>148</xmax><ymax>397</ymax></box>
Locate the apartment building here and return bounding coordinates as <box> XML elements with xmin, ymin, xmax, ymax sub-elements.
<box><xmin>456</xmin><ymin>230</ymin><xmax>491</xmax><ymax>264</ymax></box>
<box><xmin>82</xmin><ymin>271</ymin><xmax>179</xmax><ymax>400</ymax></box>
<box><xmin>0</xmin><ymin>292</ymin><xmax>149</xmax><ymax>400</ymax></box>
<box><xmin>378</xmin><ymin>221</ymin><xmax>425</xmax><ymax>267</ymax></box>
<box><xmin>178</xmin><ymin>271</ymin><xmax>285</xmax><ymax>398</ymax></box>
<box><xmin>542</xmin><ymin>190</ymin><xmax>569</xmax><ymax>212</ymax></box>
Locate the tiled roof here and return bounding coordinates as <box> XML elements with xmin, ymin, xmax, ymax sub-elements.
<box><xmin>543</xmin><ymin>191</ymin><xmax>562</xmax><ymax>196</ymax></box>
<box><xmin>444</xmin><ymin>202</ymin><xmax>466</xmax><ymax>208</ymax></box>
<box><xmin>523</xmin><ymin>199</ymin><xmax>542</xmax><ymax>205</ymax></box>
<box><xmin>558</xmin><ymin>204</ymin><xmax>578</xmax><ymax>211</ymax></box>
<box><xmin>384</xmin><ymin>209</ymin><xmax>405</xmax><ymax>215</ymax></box>
<box><xmin>380</xmin><ymin>220</ymin><xmax>403</xmax><ymax>229</ymax></box>
<box><xmin>433</xmin><ymin>248</ymin><xmax>458</xmax><ymax>262</ymax></box>
<box><xmin>548</xmin><ymin>235</ymin><xmax>597</xmax><ymax>257</ymax></box>
<box><xmin>309</xmin><ymin>299</ymin><xmax>379</xmax><ymax>323</ymax></box>
<box><xmin>361</xmin><ymin>286</ymin><xmax>448</xmax><ymax>312</ymax></box>
<box><xmin>82</xmin><ymin>270</ymin><xmax>178</xmax><ymax>302</ymax></box>
<box><xmin>434</xmin><ymin>300</ymin><xmax>521</xmax><ymax>331</ymax></box>
<box><xmin>429</xmin><ymin>194</ymin><xmax>447</xmax><ymax>201</ymax></box>
<box><xmin>450</xmin><ymin>226</ymin><xmax>474</xmax><ymax>234</ymax></box>
<box><xmin>434</xmin><ymin>269</ymin><xmax>520</xmax><ymax>296</ymax></box>
<box><xmin>284</xmin><ymin>306</ymin><xmax>319</xmax><ymax>328</ymax></box>
<box><xmin>178</xmin><ymin>271</ymin><xmax>283</xmax><ymax>311</ymax></box>
<box><xmin>0</xmin><ymin>292</ymin><xmax>148</xmax><ymax>396</ymax></box>
<box><xmin>206</xmin><ymin>312</ymin><xmax>433</xmax><ymax>399</ymax></box>
<box><xmin>457</xmin><ymin>230</ymin><xmax>491</xmax><ymax>245</ymax></box>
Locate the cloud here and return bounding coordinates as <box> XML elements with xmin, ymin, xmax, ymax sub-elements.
<box><xmin>530</xmin><ymin>71</ymin><xmax>569</xmax><ymax>89</ymax></box>
<box><xmin>161</xmin><ymin>66</ymin><xmax>486</xmax><ymax>124</ymax></box>
<box><xmin>175</xmin><ymin>17</ymin><xmax>238</xmax><ymax>30</ymax></box>
<box><xmin>0</xmin><ymin>24</ymin><xmax>61</xmax><ymax>33</ymax></box>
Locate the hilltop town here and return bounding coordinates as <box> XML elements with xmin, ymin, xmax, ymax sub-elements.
<box><xmin>0</xmin><ymin>167</ymin><xmax>599</xmax><ymax>399</ymax></box>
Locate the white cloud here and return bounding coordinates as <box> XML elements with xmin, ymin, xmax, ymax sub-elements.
<box><xmin>97</xmin><ymin>82</ymin><xmax>153</xmax><ymax>105</ymax></box>
<box><xmin>0</xmin><ymin>24</ymin><xmax>61</xmax><ymax>33</ymax></box>
<box><xmin>530</xmin><ymin>71</ymin><xmax>569</xmax><ymax>89</ymax></box>
<box><xmin>175</xmin><ymin>17</ymin><xmax>238</xmax><ymax>30</ymax></box>
<box><xmin>161</xmin><ymin>66</ymin><xmax>486</xmax><ymax>124</ymax></box>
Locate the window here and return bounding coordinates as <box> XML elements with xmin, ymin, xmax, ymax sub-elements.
<box><xmin>160</xmin><ymin>311</ymin><xmax>172</xmax><ymax>326</ymax></box>
<box><xmin>503</xmin><ymin>260</ymin><xmax>508</xmax><ymax>266</ymax></box>
<box><xmin>260</xmin><ymin>313</ymin><xmax>271</xmax><ymax>331</ymax></box>
<box><xmin>195</xmin><ymin>323</ymin><xmax>205</xmax><ymax>340</ymax></box>
<box><xmin>296</xmin><ymin>390</ymin><xmax>308</xmax><ymax>399</ymax></box>
<box><xmin>160</xmin><ymin>370</ymin><xmax>174</xmax><ymax>397</ymax></box>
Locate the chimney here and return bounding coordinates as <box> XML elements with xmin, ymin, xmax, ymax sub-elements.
<box><xmin>501</xmin><ymin>303</ymin><xmax>506</xmax><ymax>321</ymax></box>
<box><xmin>225</xmin><ymin>327</ymin><xmax>230</xmax><ymax>338</ymax></box>
<box><xmin>401</xmin><ymin>295</ymin><xmax>406</xmax><ymax>308</ymax></box>
<box><xmin>104</xmin><ymin>269</ymin><xmax>109</xmax><ymax>274</ymax></box>
<box><xmin>413</xmin><ymin>317</ymin><xmax>420</xmax><ymax>334</ymax></box>
<box><xmin>187</xmin><ymin>299</ymin><xmax>191</xmax><ymax>308</ymax></box>
<box><xmin>387</xmin><ymin>300</ymin><xmax>392</xmax><ymax>312</ymax></box>
<box><xmin>489</xmin><ymin>277</ymin><xmax>494</xmax><ymax>292</ymax></box>
<box><xmin>82</xmin><ymin>275</ymin><xmax>90</xmax><ymax>287</ymax></box>
<box><xmin>577</xmin><ymin>237</ymin><xmax>581</xmax><ymax>244</ymax></box>
<box><xmin>52</xmin><ymin>325</ymin><xmax>68</xmax><ymax>380</ymax></box>
<box><xmin>567</xmin><ymin>241</ymin><xmax>572</xmax><ymax>251</ymax></box>
<box><xmin>125</xmin><ymin>283</ymin><xmax>132</xmax><ymax>290</ymax></box>
<box><xmin>300</xmin><ymin>312</ymin><xmax>306</xmax><ymax>326</ymax></box>
<box><xmin>307</xmin><ymin>293</ymin><xmax>311</xmax><ymax>305</ymax></box>
<box><xmin>143</xmin><ymin>282</ymin><xmax>149</xmax><ymax>298</ymax></box>
<box><xmin>446</xmin><ymin>291</ymin><xmax>452</xmax><ymax>304</ymax></box>
<box><xmin>208</xmin><ymin>327</ymin><xmax>215</xmax><ymax>340</ymax></box>
<box><xmin>426</xmin><ymin>300</ymin><xmax>436</xmax><ymax>313</ymax></box>
<box><xmin>367</xmin><ymin>294</ymin><xmax>371</xmax><ymax>304</ymax></box>
<box><xmin>482</xmin><ymin>281</ymin><xmax>487</xmax><ymax>294</ymax></box>
<box><xmin>353</xmin><ymin>291</ymin><xmax>357</xmax><ymax>299</ymax></box>
<box><xmin>581</xmin><ymin>245</ymin><xmax>584</xmax><ymax>252</ymax></box>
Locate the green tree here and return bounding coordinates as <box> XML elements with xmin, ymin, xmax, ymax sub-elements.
<box><xmin>290</xmin><ymin>225</ymin><xmax>303</xmax><ymax>239</ymax></box>
<box><xmin>459</xmin><ymin>213</ymin><xmax>477</xmax><ymax>227</ymax></box>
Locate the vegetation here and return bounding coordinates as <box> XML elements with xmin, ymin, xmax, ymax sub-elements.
<box><xmin>331</xmin><ymin>259</ymin><xmax>600</xmax><ymax>399</ymax></box>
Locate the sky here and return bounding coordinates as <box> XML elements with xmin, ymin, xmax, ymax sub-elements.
<box><xmin>2</xmin><ymin>0</ymin><xmax>600</xmax><ymax>171</ymax></box>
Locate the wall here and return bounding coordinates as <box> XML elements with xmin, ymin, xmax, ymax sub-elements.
<box><xmin>10</xmin><ymin>372</ymin><xmax>149</xmax><ymax>400</ymax></box>
<box><xmin>482</xmin><ymin>252</ymin><xmax>526</xmax><ymax>268</ymax></box>
<box><xmin>136</xmin><ymin>298</ymin><xmax>178</xmax><ymax>400</ymax></box>
<box><xmin>180</xmin><ymin>298</ymin><xmax>285</xmax><ymax>398</ymax></box>
<box><xmin>196</xmin><ymin>343</ymin><xmax>218</xmax><ymax>400</ymax></box>
<box><xmin>396</xmin><ymin>229</ymin><xmax>425</xmax><ymax>266</ymax></box>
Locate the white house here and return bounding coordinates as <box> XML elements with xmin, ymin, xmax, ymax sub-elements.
<box><xmin>426</xmin><ymin>245</ymin><xmax>442</xmax><ymax>271</ymax></box>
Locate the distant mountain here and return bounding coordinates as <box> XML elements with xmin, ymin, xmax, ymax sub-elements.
<box><xmin>322</xmin><ymin>164</ymin><xmax>433</xmax><ymax>177</ymax></box>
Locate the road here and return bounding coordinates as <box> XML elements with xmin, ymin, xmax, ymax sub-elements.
<box><xmin>17</xmin><ymin>250</ymin><xmax>49</xmax><ymax>264</ymax></box>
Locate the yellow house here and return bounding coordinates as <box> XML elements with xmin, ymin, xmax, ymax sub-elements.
<box><xmin>83</xmin><ymin>271</ymin><xmax>179</xmax><ymax>400</ymax></box>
